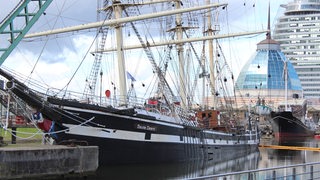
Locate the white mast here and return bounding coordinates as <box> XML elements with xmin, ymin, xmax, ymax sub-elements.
<box><xmin>284</xmin><ymin>60</ymin><xmax>288</xmax><ymax>111</ymax></box>
<box><xmin>175</xmin><ymin>1</ymin><xmax>187</xmax><ymax>108</ymax></box>
<box><xmin>113</xmin><ymin>3</ymin><xmax>127</xmax><ymax>105</ymax></box>
<box><xmin>205</xmin><ymin>0</ymin><xmax>214</xmax><ymax>109</ymax></box>
<box><xmin>23</xmin><ymin>1</ymin><xmax>268</xmax><ymax>109</ymax></box>
<box><xmin>24</xmin><ymin>2</ymin><xmax>232</xmax><ymax>106</ymax></box>
<box><xmin>201</xmin><ymin>25</ymin><xmax>206</xmax><ymax>109</ymax></box>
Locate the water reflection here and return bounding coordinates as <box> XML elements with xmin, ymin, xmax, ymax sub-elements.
<box><xmin>259</xmin><ymin>137</ymin><xmax>320</xmax><ymax>170</ymax></box>
<box><xmin>89</xmin><ymin>151</ymin><xmax>260</xmax><ymax>180</ymax></box>
<box><xmin>56</xmin><ymin>137</ymin><xmax>320</xmax><ymax>179</ymax></box>
<box><xmin>256</xmin><ymin>137</ymin><xmax>320</xmax><ymax>180</ymax></box>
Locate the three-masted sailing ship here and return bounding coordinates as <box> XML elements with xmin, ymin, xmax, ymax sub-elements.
<box><xmin>0</xmin><ymin>0</ymin><xmax>264</xmax><ymax>165</ymax></box>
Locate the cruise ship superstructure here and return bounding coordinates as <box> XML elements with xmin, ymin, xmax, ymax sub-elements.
<box><xmin>273</xmin><ymin>0</ymin><xmax>320</xmax><ymax>99</ymax></box>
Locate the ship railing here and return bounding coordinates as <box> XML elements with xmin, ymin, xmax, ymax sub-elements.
<box><xmin>187</xmin><ymin>161</ymin><xmax>320</xmax><ymax>180</ymax></box>
<box><xmin>0</xmin><ymin>68</ymin><xmax>184</xmax><ymax>118</ymax></box>
<box><xmin>46</xmin><ymin>90</ymin><xmax>142</xmax><ymax>107</ymax></box>
<box><xmin>44</xmin><ymin>88</ymin><xmax>179</xmax><ymax>115</ymax></box>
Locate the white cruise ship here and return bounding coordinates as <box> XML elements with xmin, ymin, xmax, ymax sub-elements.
<box><xmin>273</xmin><ymin>0</ymin><xmax>320</xmax><ymax>100</ymax></box>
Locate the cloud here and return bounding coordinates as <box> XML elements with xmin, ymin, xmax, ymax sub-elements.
<box><xmin>3</xmin><ymin>34</ymin><xmax>96</xmax><ymax>92</ymax></box>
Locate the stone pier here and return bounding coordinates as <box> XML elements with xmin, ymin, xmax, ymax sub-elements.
<box><xmin>0</xmin><ymin>145</ymin><xmax>98</xmax><ymax>179</ymax></box>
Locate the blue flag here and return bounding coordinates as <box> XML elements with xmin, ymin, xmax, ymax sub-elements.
<box><xmin>126</xmin><ymin>71</ymin><xmax>136</xmax><ymax>81</ymax></box>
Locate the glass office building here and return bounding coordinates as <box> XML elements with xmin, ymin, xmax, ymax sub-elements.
<box><xmin>235</xmin><ymin>35</ymin><xmax>303</xmax><ymax>100</ymax></box>
<box><xmin>273</xmin><ymin>0</ymin><xmax>320</xmax><ymax>99</ymax></box>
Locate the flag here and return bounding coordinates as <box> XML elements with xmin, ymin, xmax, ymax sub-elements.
<box><xmin>126</xmin><ymin>71</ymin><xmax>136</xmax><ymax>81</ymax></box>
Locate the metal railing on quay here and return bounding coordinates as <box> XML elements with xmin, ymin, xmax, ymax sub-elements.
<box><xmin>188</xmin><ymin>161</ymin><xmax>320</xmax><ymax>180</ymax></box>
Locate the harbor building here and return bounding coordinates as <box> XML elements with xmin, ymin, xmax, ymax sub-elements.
<box><xmin>206</xmin><ymin>1</ymin><xmax>320</xmax><ymax>133</ymax></box>
<box><xmin>273</xmin><ymin>0</ymin><xmax>320</xmax><ymax>104</ymax></box>
<box><xmin>213</xmin><ymin>4</ymin><xmax>311</xmax><ymax>125</ymax></box>
<box><xmin>233</xmin><ymin>3</ymin><xmax>304</xmax><ymax>111</ymax></box>
<box><xmin>212</xmin><ymin>28</ymin><xmax>308</xmax><ymax>132</ymax></box>
<box><xmin>234</xmin><ymin>32</ymin><xmax>303</xmax><ymax>110</ymax></box>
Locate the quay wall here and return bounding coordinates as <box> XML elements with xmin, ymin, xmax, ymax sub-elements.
<box><xmin>0</xmin><ymin>145</ymin><xmax>98</xmax><ymax>179</ymax></box>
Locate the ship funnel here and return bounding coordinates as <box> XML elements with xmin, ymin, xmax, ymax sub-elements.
<box><xmin>6</xmin><ymin>81</ymin><xmax>15</xmax><ymax>90</ymax></box>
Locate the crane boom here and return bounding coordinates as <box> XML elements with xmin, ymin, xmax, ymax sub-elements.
<box><xmin>0</xmin><ymin>0</ymin><xmax>53</xmax><ymax>65</ymax></box>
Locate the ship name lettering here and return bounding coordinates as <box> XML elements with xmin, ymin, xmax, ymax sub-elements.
<box><xmin>136</xmin><ymin>124</ymin><xmax>156</xmax><ymax>131</ymax></box>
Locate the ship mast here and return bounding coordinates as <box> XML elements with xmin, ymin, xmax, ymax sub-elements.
<box><xmin>206</xmin><ymin>0</ymin><xmax>216</xmax><ymax>108</ymax></box>
<box><xmin>24</xmin><ymin>1</ymin><xmax>228</xmax><ymax>104</ymax></box>
<box><xmin>284</xmin><ymin>60</ymin><xmax>288</xmax><ymax>111</ymax></box>
<box><xmin>206</xmin><ymin>0</ymin><xmax>214</xmax><ymax>88</ymax></box>
<box><xmin>22</xmin><ymin>1</ymin><xmax>267</xmax><ymax>107</ymax></box>
<box><xmin>113</xmin><ymin>1</ymin><xmax>127</xmax><ymax>105</ymax></box>
<box><xmin>175</xmin><ymin>0</ymin><xmax>187</xmax><ymax>108</ymax></box>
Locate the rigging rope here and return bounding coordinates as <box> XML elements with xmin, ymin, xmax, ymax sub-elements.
<box><xmin>1</xmin><ymin>84</ymin><xmax>98</xmax><ymax>141</ymax></box>
<box><xmin>2</xmin><ymin>117</ymin><xmax>95</xmax><ymax>141</ymax></box>
<box><xmin>53</xmin><ymin>11</ymin><xmax>112</xmax><ymax>98</ymax></box>
<box><xmin>27</xmin><ymin>1</ymin><xmax>68</xmax><ymax>85</ymax></box>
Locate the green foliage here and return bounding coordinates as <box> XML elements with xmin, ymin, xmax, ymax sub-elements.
<box><xmin>0</xmin><ymin>128</ymin><xmax>43</xmax><ymax>141</ymax></box>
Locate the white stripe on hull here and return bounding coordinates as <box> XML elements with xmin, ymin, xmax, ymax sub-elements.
<box><xmin>63</xmin><ymin>124</ymin><xmax>258</xmax><ymax>145</ymax></box>
<box><xmin>62</xmin><ymin>106</ymin><xmax>254</xmax><ymax>140</ymax></box>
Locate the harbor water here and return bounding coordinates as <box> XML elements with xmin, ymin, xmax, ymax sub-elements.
<box><xmin>72</xmin><ymin>137</ymin><xmax>320</xmax><ymax>180</ymax></box>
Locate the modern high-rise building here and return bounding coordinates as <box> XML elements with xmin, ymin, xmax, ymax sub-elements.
<box><xmin>273</xmin><ymin>0</ymin><xmax>320</xmax><ymax>102</ymax></box>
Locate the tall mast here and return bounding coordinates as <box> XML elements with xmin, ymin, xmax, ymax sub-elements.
<box><xmin>201</xmin><ymin>5</ymin><xmax>207</xmax><ymax>109</ymax></box>
<box><xmin>113</xmin><ymin>1</ymin><xmax>127</xmax><ymax>105</ymax></box>
<box><xmin>206</xmin><ymin>0</ymin><xmax>218</xmax><ymax>108</ymax></box>
<box><xmin>284</xmin><ymin>60</ymin><xmax>288</xmax><ymax>111</ymax></box>
<box><xmin>206</xmin><ymin>0</ymin><xmax>214</xmax><ymax>108</ymax></box>
<box><xmin>175</xmin><ymin>0</ymin><xmax>187</xmax><ymax>108</ymax></box>
<box><xmin>267</xmin><ymin>1</ymin><xmax>271</xmax><ymax>40</ymax></box>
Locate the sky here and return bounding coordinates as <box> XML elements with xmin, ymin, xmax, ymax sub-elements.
<box><xmin>0</xmin><ymin>0</ymin><xmax>291</xmax><ymax>100</ymax></box>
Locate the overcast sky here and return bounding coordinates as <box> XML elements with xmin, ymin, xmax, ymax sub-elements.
<box><xmin>0</xmin><ymin>0</ymin><xmax>291</xmax><ymax>99</ymax></box>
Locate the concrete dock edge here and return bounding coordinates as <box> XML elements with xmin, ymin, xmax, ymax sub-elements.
<box><xmin>0</xmin><ymin>145</ymin><xmax>99</xmax><ymax>179</ymax></box>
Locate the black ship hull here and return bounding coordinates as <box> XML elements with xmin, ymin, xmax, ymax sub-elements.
<box><xmin>270</xmin><ymin>111</ymin><xmax>315</xmax><ymax>138</ymax></box>
<box><xmin>0</xmin><ymin>68</ymin><xmax>259</xmax><ymax>165</ymax></box>
<box><xmin>58</xmin><ymin>125</ymin><xmax>258</xmax><ymax>165</ymax></box>
<box><xmin>51</xmin><ymin>99</ymin><xmax>258</xmax><ymax>165</ymax></box>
